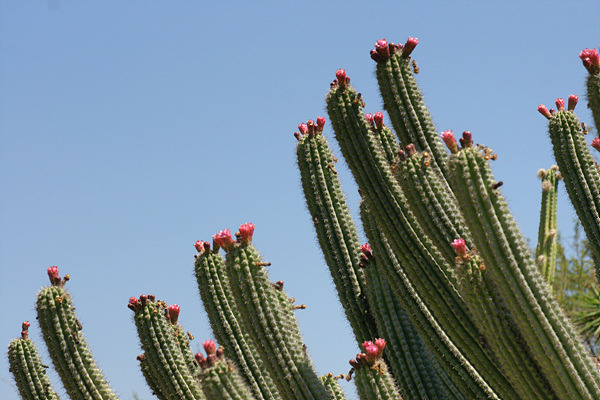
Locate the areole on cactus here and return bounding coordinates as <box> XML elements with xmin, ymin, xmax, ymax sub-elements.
<box><xmin>8</xmin><ymin>37</ymin><xmax>600</xmax><ymax>400</ymax></box>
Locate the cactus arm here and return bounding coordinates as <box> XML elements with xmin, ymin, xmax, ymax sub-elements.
<box><xmin>196</xmin><ymin>341</ymin><xmax>257</xmax><ymax>400</ymax></box>
<box><xmin>372</xmin><ymin>38</ymin><xmax>449</xmax><ymax>179</ymax></box>
<box><xmin>448</xmin><ymin>142</ymin><xmax>600</xmax><ymax>399</ymax></box>
<box><xmin>129</xmin><ymin>296</ymin><xmax>206</xmax><ymax>400</ymax></box>
<box><xmin>137</xmin><ymin>353</ymin><xmax>169</xmax><ymax>400</ymax></box>
<box><xmin>545</xmin><ymin>98</ymin><xmax>600</xmax><ymax>278</ymax></box>
<box><xmin>8</xmin><ymin>322</ymin><xmax>61</xmax><ymax>400</ymax></box>
<box><xmin>320</xmin><ymin>374</ymin><xmax>347</xmax><ymax>400</ymax></box>
<box><xmin>326</xmin><ymin>78</ymin><xmax>514</xmax><ymax>399</ymax></box>
<box><xmin>194</xmin><ymin>242</ymin><xmax>281</xmax><ymax>400</ymax></box>
<box><xmin>534</xmin><ymin>167</ymin><xmax>560</xmax><ymax>285</ymax></box>
<box><xmin>36</xmin><ymin>268</ymin><xmax>119</xmax><ymax>400</ymax></box>
<box><xmin>218</xmin><ymin>225</ymin><xmax>332</xmax><ymax>400</ymax></box>
<box><xmin>295</xmin><ymin>118</ymin><xmax>377</xmax><ymax>343</ymax></box>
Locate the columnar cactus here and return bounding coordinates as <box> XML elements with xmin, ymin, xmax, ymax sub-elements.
<box><xmin>8</xmin><ymin>38</ymin><xmax>600</xmax><ymax>400</ymax></box>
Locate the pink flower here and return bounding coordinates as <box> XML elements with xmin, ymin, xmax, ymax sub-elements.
<box><xmin>374</xmin><ymin>39</ymin><xmax>390</xmax><ymax>59</ymax></box>
<box><xmin>298</xmin><ymin>123</ymin><xmax>308</xmax><ymax>135</ymax></box>
<box><xmin>365</xmin><ymin>113</ymin><xmax>374</xmax><ymax>127</ymax></box>
<box><xmin>335</xmin><ymin>69</ymin><xmax>350</xmax><ymax>86</ymax></box>
<box><xmin>194</xmin><ymin>240</ymin><xmax>204</xmax><ymax>253</ymax></box>
<box><xmin>580</xmin><ymin>48</ymin><xmax>600</xmax><ymax>74</ymax></box>
<box><xmin>374</xmin><ymin>338</ymin><xmax>386</xmax><ymax>356</ymax></box>
<box><xmin>47</xmin><ymin>266</ymin><xmax>60</xmax><ymax>285</ymax></box>
<box><xmin>239</xmin><ymin>223</ymin><xmax>255</xmax><ymax>243</ymax></box>
<box><xmin>213</xmin><ymin>229</ymin><xmax>235</xmax><ymax>251</ymax></box>
<box><xmin>452</xmin><ymin>238</ymin><xmax>467</xmax><ymax>258</ymax></box>
<box><xmin>555</xmin><ymin>98</ymin><xmax>565</xmax><ymax>111</ymax></box>
<box><xmin>317</xmin><ymin>117</ymin><xmax>326</xmax><ymax>131</ymax></box>
<box><xmin>592</xmin><ymin>137</ymin><xmax>600</xmax><ymax>152</ymax></box>
<box><xmin>441</xmin><ymin>130</ymin><xmax>458</xmax><ymax>154</ymax></box>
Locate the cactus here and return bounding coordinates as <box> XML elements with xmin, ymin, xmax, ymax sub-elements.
<box><xmin>8</xmin><ymin>38</ymin><xmax>600</xmax><ymax>400</ymax></box>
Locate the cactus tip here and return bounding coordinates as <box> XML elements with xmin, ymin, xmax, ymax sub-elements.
<box><xmin>537</xmin><ymin>104</ymin><xmax>552</xmax><ymax>119</ymax></box>
<box><xmin>168</xmin><ymin>304</ymin><xmax>181</xmax><ymax>323</ymax></box>
<box><xmin>579</xmin><ymin>47</ymin><xmax>600</xmax><ymax>74</ymax></box>
<box><xmin>441</xmin><ymin>130</ymin><xmax>458</xmax><ymax>154</ymax></box>
<box><xmin>238</xmin><ymin>223</ymin><xmax>255</xmax><ymax>243</ymax></box>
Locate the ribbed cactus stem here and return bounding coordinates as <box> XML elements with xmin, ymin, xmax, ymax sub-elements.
<box><xmin>196</xmin><ymin>341</ymin><xmax>256</xmax><ymax>400</ymax></box>
<box><xmin>137</xmin><ymin>353</ymin><xmax>168</xmax><ymax>400</ymax></box>
<box><xmin>348</xmin><ymin>340</ymin><xmax>402</xmax><ymax>400</ymax></box>
<box><xmin>326</xmin><ymin>78</ymin><xmax>514</xmax><ymax>399</ymax></box>
<box><xmin>448</xmin><ymin>142</ymin><xmax>600</xmax><ymax>399</ymax></box>
<box><xmin>194</xmin><ymin>241</ymin><xmax>281</xmax><ymax>400</ymax></box>
<box><xmin>295</xmin><ymin>118</ymin><xmax>377</xmax><ymax>343</ymax></box>
<box><xmin>545</xmin><ymin>98</ymin><xmax>600</xmax><ymax>278</ymax></box>
<box><xmin>372</xmin><ymin>37</ymin><xmax>449</xmax><ymax>179</ymax></box>
<box><xmin>36</xmin><ymin>267</ymin><xmax>119</xmax><ymax>400</ymax></box>
<box><xmin>534</xmin><ymin>166</ymin><xmax>560</xmax><ymax>285</ymax></box>
<box><xmin>8</xmin><ymin>322</ymin><xmax>61</xmax><ymax>400</ymax></box>
<box><xmin>357</xmin><ymin>237</ymin><xmax>455</xmax><ymax>400</ymax></box>
<box><xmin>129</xmin><ymin>295</ymin><xmax>205</xmax><ymax>400</ymax></box>
<box><xmin>221</xmin><ymin>225</ymin><xmax>332</xmax><ymax>400</ymax></box>
<box><xmin>166</xmin><ymin>304</ymin><xmax>200</xmax><ymax>377</ymax></box>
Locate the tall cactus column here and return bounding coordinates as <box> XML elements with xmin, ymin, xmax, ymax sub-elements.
<box><xmin>36</xmin><ymin>267</ymin><xmax>119</xmax><ymax>400</ymax></box>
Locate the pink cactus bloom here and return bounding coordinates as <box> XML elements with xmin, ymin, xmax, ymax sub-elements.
<box><xmin>555</xmin><ymin>98</ymin><xmax>565</xmax><ymax>111</ymax></box>
<box><xmin>298</xmin><ymin>123</ymin><xmax>308</xmax><ymax>135</ymax></box>
<box><xmin>452</xmin><ymin>238</ymin><xmax>467</xmax><ymax>258</ymax></box>
<box><xmin>168</xmin><ymin>304</ymin><xmax>181</xmax><ymax>323</ymax></box>
<box><xmin>361</xmin><ymin>340</ymin><xmax>374</xmax><ymax>350</ymax></box>
<box><xmin>213</xmin><ymin>229</ymin><xmax>235</xmax><ymax>251</ymax></box>
<box><xmin>365</xmin><ymin>113</ymin><xmax>374</xmax><ymax>127</ymax></box>
<box><xmin>592</xmin><ymin>137</ymin><xmax>600</xmax><ymax>152</ymax></box>
<box><xmin>361</xmin><ymin>243</ymin><xmax>372</xmax><ymax>256</ymax></box>
<box><xmin>194</xmin><ymin>240</ymin><xmax>204</xmax><ymax>253</ymax></box>
<box><xmin>568</xmin><ymin>95</ymin><xmax>579</xmax><ymax>111</ymax></box>
<box><xmin>317</xmin><ymin>117</ymin><xmax>326</xmax><ymax>131</ymax></box>
<box><xmin>374</xmin><ymin>338</ymin><xmax>387</xmax><ymax>356</ymax></box>
<box><xmin>238</xmin><ymin>223</ymin><xmax>255</xmax><ymax>243</ymax></box>
<box><xmin>374</xmin><ymin>39</ymin><xmax>390</xmax><ymax>59</ymax></box>
<box><xmin>537</xmin><ymin>104</ymin><xmax>552</xmax><ymax>119</ymax></box>
<box><xmin>441</xmin><ymin>130</ymin><xmax>458</xmax><ymax>154</ymax></box>
<box><xmin>22</xmin><ymin>321</ymin><xmax>31</xmax><ymax>330</ymax></box>
<box><xmin>47</xmin><ymin>266</ymin><xmax>60</xmax><ymax>285</ymax></box>
<box><xmin>580</xmin><ymin>48</ymin><xmax>600</xmax><ymax>74</ymax></box>
<box><xmin>335</xmin><ymin>69</ymin><xmax>350</xmax><ymax>86</ymax></box>
<box><xmin>373</xmin><ymin>112</ymin><xmax>384</xmax><ymax>128</ymax></box>
<box><xmin>402</xmin><ymin>36</ymin><xmax>419</xmax><ymax>57</ymax></box>
<box><xmin>203</xmin><ymin>340</ymin><xmax>216</xmax><ymax>355</ymax></box>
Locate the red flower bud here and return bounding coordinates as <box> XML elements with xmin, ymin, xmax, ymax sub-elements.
<box><xmin>335</xmin><ymin>69</ymin><xmax>350</xmax><ymax>86</ymax></box>
<box><xmin>452</xmin><ymin>238</ymin><xmax>467</xmax><ymax>258</ymax></box>
<box><xmin>365</xmin><ymin>113</ymin><xmax>374</xmax><ymax>127</ymax></box>
<box><xmin>203</xmin><ymin>340</ymin><xmax>216</xmax><ymax>355</ymax></box>
<box><xmin>374</xmin><ymin>39</ymin><xmax>390</xmax><ymax>59</ymax></box>
<box><xmin>402</xmin><ymin>36</ymin><xmax>419</xmax><ymax>58</ymax></box>
<box><xmin>168</xmin><ymin>304</ymin><xmax>180</xmax><ymax>324</ymax></box>
<box><xmin>373</xmin><ymin>112</ymin><xmax>384</xmax><ymax>129</ymax></box>
<box><xmin>239</xmin><ymin>223</ymin><xmax>255</xmax><ymax>243</ymax></box>
<box><xmin>568</xmin><ymin>95</ymin><xmax>579</xmax><ymax>111</ymax></box>
<box><xmin>374</xmin><ymin>338</ymin><xmax>386</xmax><ymax>356</ymax></box>
<box><xmin>555</xmin><ymin>98</ymin><xmax>565</xmax><ymax>111</ymax></box>
<box><xmin>298</xmin><ymin>123</ymin><xmax>308</xmax><ymax>135</ymax></box>
<box><xmin>317</xmin><ymin>117</ymin><xmax>326</xmax><ymax>131</ymax></box>
<box><xmin>537</xmin><ymin>105</ymin><xmax>552</xmax><ymax>119</ymax></box>
<box><xmin>441</xmin><ymin>130</ymin><xmax>458</xmax><ymax>154</ymax></box>
<box><xmin>580</xmin><ymin>48</ymin><xmax>600</xmax><ymax>74</ymax></box>
<box><xmin>194</xmin><ymin>240</ymin><xmax>204</xmax><ymax>253</ymax></box>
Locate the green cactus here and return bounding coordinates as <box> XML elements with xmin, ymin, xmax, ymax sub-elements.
<box><xmin>9</xmin><ymin>38</ymin><xmax>600</xmax><ymax>400</ymax></box>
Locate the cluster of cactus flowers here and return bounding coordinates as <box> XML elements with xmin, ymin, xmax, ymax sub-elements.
<box><xmin>7</xmin><ymin>38</ymin><xmax>600</xmax><ymax>400</ymax></box>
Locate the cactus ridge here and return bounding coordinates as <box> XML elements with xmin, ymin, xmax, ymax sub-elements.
<box><xmin>535</xmin><ymin>167</ymin><xmax>560</xmax><ymax>285</ymax></box>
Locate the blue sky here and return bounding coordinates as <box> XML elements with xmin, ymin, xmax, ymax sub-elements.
<box><xmin>2</xmin><ymin>2</ymin><xmax>599</xmax><ymax>399</ymax></box>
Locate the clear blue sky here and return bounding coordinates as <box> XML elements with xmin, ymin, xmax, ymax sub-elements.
<box><xmin>2</xmin><ymin>2</ymin><xmax>599</xmax><ymax>399</ymax></box>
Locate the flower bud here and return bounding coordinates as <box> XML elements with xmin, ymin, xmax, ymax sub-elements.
<box><xmin>452</xmin><ymin>238</ymin><xmax>467</xmax><ymax>258</ymax></box>
<box><xmin>239</xmin><ymin>223</ymin><xmax>255</xmax><ymax>244</ymax></box>
<box><xmin>555</xmin><ymin>98</ymin><xmax>565</xmax><ymax>111</ymax></box>
<box><xmin>213</xmin><ymin>229</ymin><xmax>235</xmax><ymax>251</ymax></box>
<box><xmin>441</xmin><ymin>130</ymin><xmax>458</xmax><ymax>154</ymax></box>
<box><xmin>568</xmin><ymin>95</ymin><xmax>579</xmax><ymax>111</ymax></box>
<box><xmin>537</xmin><ymin>104</ymin><xmax>552</xmax><ymax>119</ymax></box>
<box><xmin>47</xmin><ymin>266</ymin><xmax>60</xmax><ymax>286</ymax></box>
<box><xmin>168</xmin><ymin>304</ymin><xmax>181</xmax><ymax>324</ymax></box>
<box><xmin>402</xmin><ymin>36</ymin><xmax>419</xmax><ymax>58</ymax></box>
<box><xmin>194</xmin><ymin>240</ymin><xmax>204</xmax><ymax>253</ymax></box>
<box><xmin>373</xmin><ymin>112</ymin><xmax>384</xmax><ymax>129</ymax></box>
<box><xmin>203</xmin><ymin>340</ymin><xmax>217</xmax><ymax>355</ymax></box>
